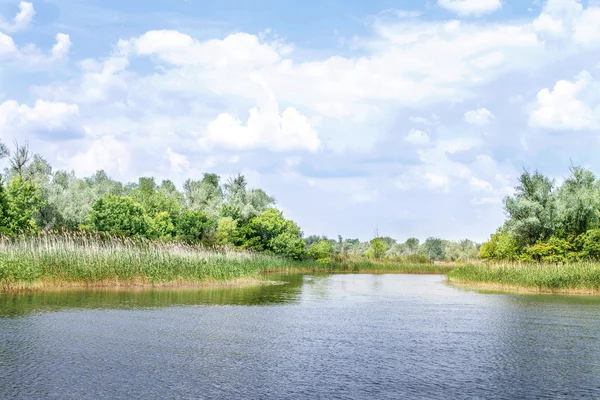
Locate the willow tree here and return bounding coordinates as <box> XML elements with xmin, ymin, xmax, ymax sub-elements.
<box><xmin>503</xmin><ymin>170</ymin><xmax>557</xmax><ymax>248</ymax></box>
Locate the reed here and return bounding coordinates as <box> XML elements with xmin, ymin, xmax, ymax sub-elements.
<box><xmin>0</xmin><ymin>233</ymin><xmax>287</xmax><ymax>291</ymax></box>
<box><xmin>447</xmin><ymin>262</ymin><xmax>600</xmax><ymax>293</ymax></box>
<box><xmin>264</xmin><ymin>259</ymin><xmax>455</xmax><ymax>274</ymax></box>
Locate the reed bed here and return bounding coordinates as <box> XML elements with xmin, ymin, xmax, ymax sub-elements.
<box><xmin>266</xmin><ymin>260</ymin><xmax>455</xmax><ymax>274</ymax></box>
<box><xmin>0</xmin><ymin>233</ymin><xmax>288</xmax><ymax>291</ymax></box>
<box><xmin>447</xmin><ymin>262</ymin><xmax>600</xmax><ymax>294</ymax></box>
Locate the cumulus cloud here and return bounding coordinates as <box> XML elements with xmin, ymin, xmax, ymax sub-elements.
<box><xmin>404</xmin><ymin>129</ymin><xmax>430</xmax><ymax>145</ymax></box>
<box><xmin>0</xmin><ymin>99</ymin><xmax>79</xmax><ymax>139</ymax></box>
<box><xmin>63</xmin><ymin>136</ymin><xmax>132</xmax><ymax>178</ymax></box>
<box><xmin>0</xmin><ymin>31</ymin><xmax>71</xmax><ymax>67</ymax></box>
<box><xmin>0</xmin><ymin>1</ymin><xmax>34</xmax><ymax>33</ymax></box>
<box><xmin>199</xmin><ymin>89</ymin><xmax>321</xmax><ymax>152</ymax></box>
<box><xmin>464</xmin><ymin>108</ymin><xmax>495</xmax><ymax>125</ymax></box>
<box><xmin>533</xmin><ymin>0</ymin><xmax>600</xmax><ymax>43</ymax></box>
<box><xmin>437</xmin><ymin>0</ymin><xmax>502</xmax><ymax>17</ymax></box>
<box><xmin>529</xmin><ymin>71</ymin><xmax>600</xmax><ymax>130</ymax></box>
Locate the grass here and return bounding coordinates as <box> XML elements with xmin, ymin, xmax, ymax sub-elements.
<box><xmin>447</xmin><ymin>262</ymin><xmax>600</xmax><ymax>294</ymax></box>
<box><xmin>0</xmin><ymin>233</ymin><xmax>454</xmax><ymax>292</ymax></box>
<box><xmin>265</xmin><ymin>259</ymin><xmax>455</xmax><ymax>275</ymax></box>
<box><xmin>0</xmin><ymin>233</ymin><xmax>290</xmax><ymax>291</ymax></box>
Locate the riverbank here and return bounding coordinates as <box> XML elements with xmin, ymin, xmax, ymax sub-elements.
<box><xmin>0</xmin><ymin>234</ymin><xmax>275</xmax><ymax>291</ymax></box>
<box><xmin>0</xmin><ymin>234</ymin><xmax>447</xmax><ymax>292</ymax></box>
<box><xmin>447</xmin><ymin>262</ymin><xmax>600</xmax><ymax>294</ymax></box>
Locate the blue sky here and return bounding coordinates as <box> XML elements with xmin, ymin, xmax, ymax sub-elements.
<box><xmin>1</xmin><ymin>0</ymin><xmax>600</xmax><ymax>242</ymax></box>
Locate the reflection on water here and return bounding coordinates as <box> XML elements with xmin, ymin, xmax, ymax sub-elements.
<box><xmin>1</xmin><ymin>274</ymin><xmax>600</xmax><ymax>399</ymax></box>
<box><xmin>0</xmin><ymin>274</ymin><xmax>306</xmax><ymax>317</ymax></box>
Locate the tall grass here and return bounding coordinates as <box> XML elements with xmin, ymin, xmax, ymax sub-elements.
<box><xmin>0</xmin><ymin>233</ymin><xmax>457</xmax><ymax>292</ymax></box>
<box><xmin>264</xmin><ymin>259</ymin><xmax>455</xmax><ymax>275</ymax></box>
<box><xmin>0</xmin><ymin>233</ymin><xmax>288</xmax><ymax>291</ymax></box>
<box><xmin>447</xmin><ymin>262</ymin><xmax>600</xmax><ymax>293</ymax></box>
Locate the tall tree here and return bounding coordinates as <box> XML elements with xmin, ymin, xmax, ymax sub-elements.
<box><xmin>503</xmin><ymin>169</ymin><xmax>557</xmax><ymax>247</ymax></box>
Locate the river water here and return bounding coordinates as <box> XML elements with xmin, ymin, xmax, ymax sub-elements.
<box><xmin>1</xmin><ymin>274</ymin><xmax>600</xmax><ymax>399</ymax></box>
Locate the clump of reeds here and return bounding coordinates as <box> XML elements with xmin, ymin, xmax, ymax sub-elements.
<box><xmin>266</xmin><ymin>258</ymin><xmax>455</xmax><ymax>274</ymax></box>
<box><xmin>447</xmin><ymin>262</ymin><xmax>600</xmax><ymax>293</ymax></box>
<box><xmin>0</xmin><ymin>232</ymin><xmax>289</xmax><ymax>291</ymax></box>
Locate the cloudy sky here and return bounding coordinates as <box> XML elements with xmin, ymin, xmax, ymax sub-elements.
<box><xmin>1</xmin><ymin>0</ymin><xmax>599</xmax><ymax>242</ymax></box>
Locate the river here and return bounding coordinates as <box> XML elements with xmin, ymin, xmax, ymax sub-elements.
<box><xmin>1</xmin><ymin>274</ymin><xmax>600</xmax><ymax>399</ymax></box>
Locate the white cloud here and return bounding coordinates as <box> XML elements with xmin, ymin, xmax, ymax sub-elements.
<box><xmin>404</xmin><ymin>129</ymin><xmax>430</xmax><ymax>145</ymax></box>
<box><xmin>0</xmin><ymin>1</ymin><xmax>34</xmax><ymax>33</ymax></box>
<box><xmin>0</xmin><ymin>31</ymin><xmax>71</xmax><ymax>67</ymax></box>
<box><xmin>198</xmin><ymin>88</ymin><xmax>320</xmax><ymax>152</ymax></box>
<box><xmin>51</xmin><ymin>33</ymin><xmax>72</xmax><ymax>59</ymax></box>
<box><xmin>533</xmin><ymin>0</ymin><xmax>600</xmax><ymax>43</ymax></box>
<box><xmin>529</xmin><ymin>71</ymin><xmax>600</xmax><ymax>130</ymax></box>
<box><xmin>437</xmin><ymin>0</ymin><xmax>502</xmax><ymax>17</ymax></box>
<box><xmin>166</xmin><ymin>147</ymin><xmax>190</xmax><ymax>173</ymax></box>
<box><xmin>0</xmin><ymin>99</ymin><xmax>79</xmax><ymax>139</ymax></box>
<box><xmin>464</xmin><ymin>107</ymin><xmax>495</xmax><ymax>125</ymax></box>
<box><xmin>63</xmin><ymin>136</ymin><xmax>132</xmax><ymax>178</ymax></box>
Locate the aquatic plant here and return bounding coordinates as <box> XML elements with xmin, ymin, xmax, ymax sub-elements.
<box><xmin>448</xmin><ymin>262</ymin><xmax>600</xmax><ymax>293</ymax></box>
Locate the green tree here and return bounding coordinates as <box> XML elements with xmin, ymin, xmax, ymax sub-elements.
<box><xmin>422</xmin><ymin>237</ymin><xmax>445</xmax><ymax>261</ymax></box>
<box><xmin>307</xmin><ymin>239</ymin><xmax>334</xmax><ymax>260</ymax></box>
<box><xmin>89</xmin><ymin>195</ymin><xmax>149</xmax><ymax>236</ymax></box>
<box><xmin>404</xmin><ymin>237</ymin><xmax>420</xmax><ymax>254</ymax></box>
<box><xmin>554</xmin><ymin>166</ymin><xmax>600</xmax><ymax>239</ymax></box>
<box><xmin>239</xmin><ymin>208</ymin><xmax>305</xmax><ymax>259</ymax></box>
<box><xmin>4</xmin><ymin>176</ymin><xmax>43</xmax><ymax>233</ymax></box>
<box><xmin>479</xmin><ymin>230</ymin><xmax>519</xmax><ymax>261</ymax></box>
<box><xmin>369</xmin><ymin>238</ymin><xmax>388</xmax><ymax>259</ymax></box>
<box><xmin>176</xmin><ymin>210</ymin><xmax>213</xmax><ymax>243</ymax></box>
<box><xmin>503</xmin><ymin>170</ymin><xmax>557</xmax><ymax>248</ymax></box>
<box><xmin>148</xmin><ymin>211</ymin><xmax>176</xmax><ymax>240</ymax></box>
<box><xmin>215</xmin><ymin>217</ymin><xmax>238</xmax><ymax>245</ymax></box>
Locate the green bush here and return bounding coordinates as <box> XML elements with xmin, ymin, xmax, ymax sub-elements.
<box><xmin>176</xmin><ymin>210</ymin><xmax>213</xmax><ymax>243</ymax></box>
<box><xmin>307</xmin><ymin>240</ymin><xmax>334</xmax><ymax>260</ymax></box>
<box><xmin>88</xmin><ymin>195</ymin><xmax>149</xmax><ymax>237</ymax></box>
<box><xmin>524</xmin><ymin>236</ymin><xmax>574</xmax><ymax>263</ymax></box>
<box><xmin>479</xmin><ymin>230</ymin><xmax>519</xmax><ymax>261</ymax></box>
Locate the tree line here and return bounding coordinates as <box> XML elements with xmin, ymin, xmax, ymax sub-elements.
<box><xmin>0</xmin><ymin>141</ymin><xmax>480</xmax><ymax>262</ymax></box>
<box><xmin>480</xmin><ymin>164</ymin><xmax>600</xmax><ymax>262</ymax></box>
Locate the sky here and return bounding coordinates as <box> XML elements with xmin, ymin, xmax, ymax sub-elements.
<box><xmin>1</xmin><ymin>0</ymin><xmax>599</xmax><ymax>243</ymax></box>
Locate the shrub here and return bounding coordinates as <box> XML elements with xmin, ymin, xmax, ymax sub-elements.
<box><xmin>89</xmin><ymin>195</ymin><xmax>149</xmax><ymax>237</ymax></box>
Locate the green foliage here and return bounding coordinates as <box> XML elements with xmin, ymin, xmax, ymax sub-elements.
<box><xmin>4</xmin><ymin>176</ymin><xmax>42</xmax><ymax>233</ymax></box>
<box><xmin>369</xmin><ymin>238</ymin><xmax>387</xmax><ymax>259</ymax></box>
<box><xmin>582</xmin><ymin>229</ymin><xmax>600</xmax><ymax>260</ymax></box>
<box><xmin>555</xmin><ymin>166</ymin><xmax>600</xmax><ymax>239</ymax></box>
<box><xmin>215</xmin><ymin>217</ymin><xmax>238</xmax><ymax>245</ymax></box>
<box><xmin>307</xmin><ymin>239</ymin><xmax>334</xmax><ymax>260</ymax></box>
<box><xmin>405</xmin><ymin>237</ymin><xmax>420</xmax><ymax>254</ymax></box>
<box><xmin>130</xmin><ymin>177</ymin><xmax>181</xmax><ymax>223</ymax></box>
<box><xmin>148</xmin><ymin>211</ymin><xmax>176</xmax><ymax>240</ymax></box>
<box><xmin>479</xmin><ymin>230</ymin><xmax>519</xmax><ymax>261</ymax></box>
<box><xmin>503</xmin><ymin>170</ymin><xmax>557</xmax><ymax>248</ymax></box>
<box><xmin>524</xmin><ymin>236</ymin><xmax>574</xmax><ymax>263</ymax></box>
<box><xmin>0</xmin><ymin>179</ymin><xmax>10</xmax><ymax>229</ymax></box>
<box><xmin>239</xmin><ymin>208</ymin><xmax>304</xmax><ymax>259</ymax></box>
<box><xmin>89</xmin><ymin>195</ymin><xmax>149</xmax><ymax>237</ymax></box>
<box><xmin>422</xmin><ymin>237</ymin><xmax>445</xmax><ymax>261</ymax></box>
<box><xmin>176</xmin><ymin>210</ymin><xmax>213</xmax><ymax>243</ymax></box>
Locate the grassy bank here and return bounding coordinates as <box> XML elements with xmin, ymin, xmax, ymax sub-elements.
<box><xmin>0</xmin><ymin>234</ymin><xmax>452</xmax><ymax>292</ymax></box>
<box><xmin>0</xmin><ymin>234</ymin><xmax>289</xmax><ymax>291</ymax></box>
<box><xmin>264</xmin><ymin>260</ymin><xmax>455</xmax><ymax>275</ymax></box>
<box><xmin>447</xmin><ymin>262</ymin><xmax>600</xmax><ymax>294</ymax></box>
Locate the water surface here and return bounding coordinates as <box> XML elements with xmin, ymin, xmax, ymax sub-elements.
<box><xmin>1</xmin><ymin>274</ymin><xmax>600</xmax><ymax>399</ymax></box>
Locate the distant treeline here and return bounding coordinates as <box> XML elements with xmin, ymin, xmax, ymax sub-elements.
<box><xmin>0</xmin><ymin>141</ymin><xmax>479</xmax><ymax>262</ymax></box>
